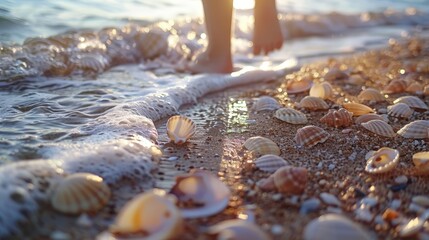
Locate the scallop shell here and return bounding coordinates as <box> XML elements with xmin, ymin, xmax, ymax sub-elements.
<box><xmin>324</xmin><ymin>68</ymin><xmax>348</xmax><ymax>81</ymax></box>
<box><xmin>110</xmin><ymin>189</ymin><xmax>182</xmax><ymax>239</ymax></box>
<box><xmin>393</xmin><ymin>96</ymin><xmax>428</xmax><ymax>111</ymax></box>
<box><xmin>243</xmin><ymin>136</ymin><xmax>281</xmax><ymax>156</ymax></box>
<box><xmin>387</xmin><ymin>103</ymin><xmax>414</xmax><ymax>119</ymax></box>
<box><xmin>397</xmin><ymin>120</ymin><xmax>429</xmax><ymax>139</ymax></box>
<box><xmin>320</xmin><ymin>108</ymin><xmax>353</xmax><ymax>128</ymax></box>
<box><xmin>412</xmin><ymin>152</ymin><xmax>429</xmax><ymax>174</ymax></box>
<box><xmin>383</xmin><ymin>79</ymin><xmax>407</xmax><ymax>94</ymax></box>
<box><xmin>207</xmin><ymin>220</ymin><xmax>270</xmax><ymax>240</ymax></box>
<box><xmin>406</xmin><ymin>82</ymin><xmax>424</xmax><ymax>94</ymax></box>
<box><xmin>286</xmin><ymin>78</ymin><xmax>312</xmax><ymax>94</ymax></box>
<box><xmin>294</xmin><ymin>125</ymin><xmax>330</xmax><ymax>148</ymax></box>
<box><xmin>355</xmin><ymin>114</ymin><xmax>387</xmax><ymax>125</ymax></box>
<box><xmin>361</xmin><ymin>120</ymin><xmax>396</xmax><ymax>138</ymax></box>
<box><xmin>274</xmin><ymin>108</ymin><xmax>308</xmax><ymax>124</ymax></box>
<box><xmin>166</xmin><ymin>115</ymin><xmax>196</xmax><ymax>144</ymax></box>
<box><xmin>136</xmin><ymin>28</ymin><xmax>169</xmax><ymax>59</ymax></box>
<box><xmin>50</xmin><ymin>173</ymin><xmax>111</xmax><ymax>214</ymax></box>
<box><xmin>365</xmin><ymin>147</ymin><xmax>399</xmax><ymax>174</ymax></box>
<box><xmin>260</xmin><ymin>166</ymin><xmax>308</xmax><ymax>194</ymax></box>
<box><xmin>169</xmin><ymin>170</ymin><xmax>230</xmax><ymax>218</ymax></box>
<box><xmin>298</xmin><ymin>96</ymin><xmax>329</xmax><ymax>110</ymax></box>
<box><xmin>357</xmin><ymin>88</ymin><xmax>385</xmax><ymax>102</ymax></box>
<box><xmin>254</xmin><ymin>154</ymin><xmax>290</xmax><ymax>173</ymax></box>
<box><xmin>343</xmin><ymin>103</ymin><xmax>374</xmax><ymax>116</ymax></box>
<box><xmin>309</xmin><ymin>82</ymin><xmax>333</xmax><ymax>99</ymax></box>
<box><xmin>303</xmin><ymin>214</ymin><xmax>372</xmax><ymax>240</ymax></box>
<box><xmin>252</xmin><ymin>96</ymin><xmax>281</xmax><ymax>112</ymax></box>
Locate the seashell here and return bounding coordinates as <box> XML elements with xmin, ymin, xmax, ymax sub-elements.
<box><xmin>309</xmin><ymin>82</ymin><xmax>333</xmax><ymax>99</ymax></box>
<box><xmin>365</xmin><ymin>147</ymin><xmax>399</xmax><ymax>174</ymax></box>
<box><xmin>252</xmin><ymin>96</ymin><xmax>281</xmax><ymax>112</ymax></box>
<box><xmin>303</xmin><ymin>214</ymin><xmax>372</xmax><ymax>240</ymax></box>
<box><xmin>207</xmin><ymin>220</ymin><xmax>270</xmax><ymax>240</ymax></box>
<box><xmin>383</xmin><ymin>79</ymin><xmax>407</xmax><ymax>94</ymax></box>
<box><xmin>393</xmin><ymin>96</ymin><xmax>428</xmax><ymax>111</ymax></box>
<box><xmin>406</xmin><ymin>82</ymin><xmax>424</xmax><ymax>94</ymax></box>
<box><xmin>294</xmin><ymin>125</ymin><xmax>329</xmax><ymax>148</ymax></box>
<box><xmin>412</xmin><ymin>195</ymin><xmax>429</xmax><ymax>207</ymax></box>
<box><xmin>166</xmin><ymin>115</ymin><xmax>196</xmax><ymax>144</ymax></box>
<box><xmin>50</xmin><ymin>173</ymin><xmax>111</xmax><ymax>214</ymax></box>
<box><xmin>136</xmin><ymin>28</ymin><xmax>169</xmax><ymax>59</ymax></box>
<box><xmin>355</xmin><ymin>114</ymin><xmax>387</xmax><ymax>125</ymax></box>
<box><xmin>271</xmin><ymin>166</ymin><xmax>308</xmax><ymax>194</ymax></box>
<box><xmin>110</xmin><ymin>189</ymin><xmax>182</xmax><ymax>239</ymax></box>
<box><xmin>397</xmin><ymin>120</ymin><xmax>429</xmax><ymax>139</ymax></box>
<box><xmin>361</xmin><ymin>120</ymin><xmax>396</xmax><ymax>138</ymax></box>
<box><xmin>320</xmin><ymin>108</ymin><xmax>353</xmax><ymax>128</ymax></box>
<box><xmin>324</xmin><ymin>68</ymin><xmax>348</xmax><ymax>81</ymax></box>
<box><xmin>357</xmin><ymin>88</ymin><xmax>385</xmax><ymax>102</ymax></box>
<box><xmin>243</xmin><ymin>136</ymin><xmax>281</xmax><ymax>156</ymax></box>
<box><xmin>298</xmin><ymin>96</ymin><xmax>329</xmax><ymax>110</ymax></box>
<box><xmin>347</xmin><ymin>74</ymin><xmax>365</xmax><ymax>85</ymax></box>
<box><xmin>387</xmin><ymin>103</ymin><xmax>413</xmax><ymax>118</ymax></box>
<box><xmin>274</xmin><ymin>108</ymin><xmax>307</xmax><ymax>124</ymax></box>
<box><xmin>343</xmin><ymin>103</ymin><xmax>374</xmax><ymax>116</ymax></box>
<box><xmin>285</xmin><ymin>78</ymin><xmax>312</xmax><ymax>94</ymax></box>
<box><xmin>254</xmin><ymin>154</ymin><xmax>290</xmax><ymax>173</ymax></box>
<box><xmin>169</xmin><ymin>170</ymin><xmax>230</xmax><ymax>218</ymax></box>
<box><xmin>412</xmin><ymin>152</ymin><xmax>429</xmax><ymax>174</ymax></box>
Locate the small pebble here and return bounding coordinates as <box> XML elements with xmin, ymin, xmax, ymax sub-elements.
<box><xmin>76</xmin><ymin>214</ymin><xmax>92</xmax><ymax>227</ymax></box>
<box><xmin>326</xmin><ymin>206</ymin><xmax>343</xmax><ymax>214</ymax></box>
<box><xmin>328</xmin><ymin>164</ymin><xmax>335</xmax><ymax>170</ymax></box>
<box><xmin>271</xmin><ymin>224</ymin><xmax>284</xmax><ymax>235</ymax></box>
<box><xmin>342</xmin><ymin>129</ymin><xmax>353</xmax><ymax>134</ymax></box>
<box><xmin>348</xmin><ymin>152</ymin><xmax>357</xmax><ymax>161</ymax></box>
<box><xmin>319</xmin><ymin>179</ymin><xmax>327</xmax><ymax>186</ymax></box>
<box><xmin>50</xmin><ymin>231</ymin><xmax>71</xmax><ymax>240</ymax></box>
<box><xmin>167</xmin><ymin>156</ymin><xmax>179</xmax><ymax>161</ymax></box>
<box><xmin>354</xmin><ymin>207</ymin><xmax>373</xmax><ymax>222</ymax></box>
<box><xmin>320</xmin><ymin>192</ymin><xmax>341</xmax><ymax>206</ymax></box>
<box><xmin>412</xmin><ymin>196</ymin><xmax>429</xmax><ymax>207</ymax></box>
<box><xmin>378</xmin><ymin>108</ymin><xmax>387</xmax><ymax>114</ymax></box>
<box><xmin>408</xmin><ymin>203</ymin><xmax>425</xmax><ymax>213</ymax></box>
<box><xmin>300</xmin><ymin>198</ymin><xmax>321</xmax><ymax>214</ymax></box>
<box><xmin>390</xmin><ymin>199</ymin><xmax>402</xmax><ymax>209</ymax></box>
<box><xmin>360</xmin><ymin>197</ymin><xmax>378</xmax><ymax>208</ymax></box>
<box><xmin>395</xmin><ymin>175</ymin><xmax>408</xmax><ymax>184</ymax></box>
<box><xmin>271</xmin><ymin>193</ymin><xmax>282</xmax><ymax>201</ymax></box>
<box><xmin>390</xmin><ymin>183</ymin><xmax>408</xmax><ymax>192</ymax></box>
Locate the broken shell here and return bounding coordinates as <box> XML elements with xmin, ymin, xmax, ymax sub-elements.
<box><xmin>207</xmin><ymin>220</ymin><xmax>270</xmax><ymax>240</ymax></box>
<box><xmin>309</xmin><ymin>82</ymin><xmax>333</xmax><ymax>99</ymax></box>
<box><xmin>254</xmin><ymin>154</ymin><xmax>290</xmax><ymax>173</ymax></box>
<box><xmin>294</xmin><ymin>125</ymin><xmax>329</xmax><ymax>148</ymax></box>
<box><xmin>365</xmin><ymin>147</ymin><xmax>399</xmax><ymax>174</ymax></box>
<box><xmin>320</xmin><ymin>108</ymin><xmax>353</xmax><ymax>128</ymax></box>
<box><xmin>406</xmin><ymin>82</ymin><xmax>424</xmax><ymax>94</ymax></box>
<box><xmin>274</xmin><ymin>108</ymin><xmax>308</xmax><ymax>124</ymax></box>
<box><xmin>397</xmin><ymin>120</ymin><xmax>429</xmax><ymax>139</ymax></box>
<box><xmin>387</xmin><ymin>103</ymin><xmax>414</xmax><ymax>119</ymax></box>
<box><xmin>50</xmin><ymin>173</ymin><xmax>111</xmax><ymax>214</ymax></box>
<box><xmin>393</xmin><ymin>96</ymin><xmax>428</xmax><ymax>111</ymax></box>
<box><xmin>166</xmin><ymin>115</ymin><xmax>196</xmax><ymax>144</ymax></box>
<box><xmin>272</xmin><ymin>166</ymin><xmax>308</xmax><ymax>194</ymax></box>
<box><xmin>357</xmin><ymin>88</ymin><xmax>385</xmax><ymax>102</ymax></box>
<box><xmin>343</xmin><ymin>103</ymin><xmax>374</xmax><ymax>116</ymax></box>
<box><xmin>286</xmin><ymin>78</ymin><xmax>312</xmax><ymax>94</ymax></box>
<box><xmin>412</xmin><ymin>152</ymin><xmax>429</xmax><ymax>174</ymax></box>
<box><xmin>110</xmin><ymin>189</ymin><xmax>182</xmax><ymax>239</ymax></box>
<box><xmin>169</xmin><ymin>170</ymin><xmax>230</xmax><ymax>218</ymax></box>
<box><xmin>252</xmin><ymin>96</ymin><xmax>281</xmax><ymax>112</ymax></box>
<box><xmin>361</xmin><ymin>120</ymin><xmax>396</xmax><ymax>138</ymax></box>
<box><xmin>355</xmin><ymin>114</ymin><xmax>387</xmax><ymax>125</ymax></box>
<box><xmin>298</xmin><ymin>96</ymin><xmax>329</xmax><ymax>110</ymax></box>
<box><xmin>244</xmin><ymin>136</ymin><xmax>281</xmax><ymax>156</ymax></box>
<box><xmin>383</xmin><ymin>79</ymin><xmax>407</xmax><ymax>94</ymax></box>
<box><xmin>303</xmin><ymin>214</ymin><xmax>372</xmax><ymax>240</ymax></box>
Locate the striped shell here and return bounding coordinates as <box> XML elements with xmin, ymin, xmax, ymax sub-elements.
<box><xmin>298</xmin><ymin>96</ymin><xmax>329</xmax><ymax>110</ymax></box>
<box><xmin>254</xmin><ymin>155</ymin><xmax>290</xmax><ymax>173</ymax></box>
<box><xmin>361</xmin><ymin>120</ymin><xmax>396</xmax><ymax>138</ymax></box>
<box><xmin>208</xmin><ymin>220</ymin><xmax>270</xmax><ymax>240</ymax></box>
<box><xmin>294</xmin><ymin>125</ymin><xmax>329</xmax><ymax>148</ymax></box>
<box><xmin>309</xmin><ymin>82</ymin><xmax>333</xmax><ymax>99</ymax></box>
<box><xmin>387</xmin><ymin>103</ymin><xmax>414</xmax><ymax>119</ymax></box>
<box><xmin>244</xmin><ymin>136</ymin><xmax>281</xmax><ymax>156</ymax></box>
<box><xmin>397</xmin><ymin>120</ymin><xmax>429</xmax><ymax>139</ymax></box>
<box><xmin>252</xmin><ymin>96</ymin><xmax>281</xmax><ymax>112</ymax></box>
<box><xmin>286</xmin><ymin>79</ymin><xmax>312</xmax><ymax>94</ymax></box>
<box><xmin>343</xmin><ymin>103</ymin><xmax>374</xmax><ymax>116</ymax></box>
<box><xmin>259</xmin><ymin>166</ymin><xmax>308</xmax><ymax>195</ymax></box>
<box><xmin>320</xmin><ymin>108</ymin><xmax>353</xmax><ymax>128</ymax></box>
<box><xmin>406</xmin><ymin>82</ymin><xmax>423</xmax><ymax>94</ymax></box>
<box><xmin>365</xmin><ymin>147</ymin><xmax>399</xmax><ymax>174</ymax></box>
<box><xmin>393</xmin><ymin>96</ymin><xmax>428</xmax><ymax>111</ymax></box>
<box><xmin>166</xmin><ymin>115</ymin><xmax>196</xmax><ymax>144</ymax></box>
<box><xmin>383</xmin><ymin>79</ymin><xmax>407</xmax><ymax>94</ymax></box>
<box><xmin>136</xmin><ymin>28</ymin><xmax>169</xmax><ymax>59</ymax></box>
<box><xmin>412</xmin><ymin>152</ymin><xmax>429</xmax><ymax>174</ymax></box>
<box><xmin>274</xmin><ymin>108</ymin><xmax>308</xmax><ymax>124</ymax></box>
<box><xmin>355</xmin><ymin>114</ymin><xmax>388</xmax><ymax>125</ymax></box>
<box><xmin>50</xmin><ymin>173</ymin><xmax>111</xmax><ymax>214</ymax></box>
<box><xmin>357</xmin><ymin>88</ymin><xmax>385</xmax><ymax>102</ymax></box>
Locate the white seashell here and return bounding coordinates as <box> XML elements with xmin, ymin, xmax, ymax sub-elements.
<box><xmin>309</xmin><ymin>82</ymin><xmax>333</xmax><ymax>99</ymax></box>
<box><xmin>355</xmin><ymin>114</ymin><xmax>387</xmax><ymax>125</ymax></box>
<box><xmin>274</xmin><ymin>108</ymin><xmax>307</xmax><ymax>124</ymax></box>
<box><xmin>207</xmin><ymin>220</ymin><xmax>270</xmax><ymax>240</ymax></box>
<box><xmin>295</xmin><ymin>125</ymin><xmax>329</xmax><ymax>148</ymax></box>
<box><xmin>50</xmin><ymin>173</ymin><xmax>111</xmax><ymax>214</ymax></box>
<box><xmin>254</xmin><ymin>154</ymin><xmax>290</xmax><ymax>173</ymax></box>
<box><xmin>361</xmin><ymin>120</ymin><xmax>396</xmax><ymax>138</ymax></box>
<box><xmin>166</xmin><ymin>115</ymin><xmax>196</xmax><ymax>144</ymax></box>
<box><xmin>244</xmin><ymin>136</ymin><xmax>281</xmax><ymax>156</ymax></box>
<box><xmin>286</xmin><ymin>78</ymin><xmax>312</xmax><ymax>94</ymax></box>
<box><xmin>252</xmin><ymin>96</ymin><xmax>281</xmax><ymax>112</ymax></box>
<box><xmin>298</xmin><ymin>96</ymin><xmax>329</xmax><ymax>110</ymax></box>
<box><xmin>393</xmin><ymin>96</ymin><xmax>428</xmax><ymax>111</ymax></box>
<box><xmin>110</xmin><ymin>189</ymin><xmax>183</xmax><ymax>239</ymax></box>
<box><xmin>272</xmin><ymin>166</ymin><xmax>308</xmax><ymax>194</ymax></box>
<box><xmin>387</xmin><ymin>103</ymin><xmax>413</xmax><ymax>119</ymax></box>
<box><xmin>343</xmin><ymin>103</ymin><xmax>374</xmax><ymax>116</ymax></box>
<box><xmin>303</xmin><ymin>214</ymin><xmax>372</xmax><ymax>240</ymax></box>
<box><xmin>397</xmin><ymin>120</ymin><xmax>429</xmax><ymax>139</ymax></box>
<box><xmin>169</xmin><ymin>170</ymin><xmax>230</xmax><ymax>218</ymax></box>
<box><xmin>412</xmin><ymin>152</ymin><xmax>429</xmax><ymax>174</ymax></box>
<box><xmin>320</xmin><ymin>108</ymin><xmax>353</xmax><ymax>128</ymax></box>
<box><xmin>365</xmin><ymin>147</ymin><xmax>399</xmax><ymax>174</ymax></box>
<box><xmin>383</xmin><ymin>79</ymin><xmax>407</xmax><ymax>94</ymax></box>
<box><xmin>136</xmin><ymin>28</ymin><xmax>169</xmax><ymax>59</ymax></box>
<box><xmin>357</xmin><ymin>88</ymin><xmax>385</xmax><ymax>102</ymax></box>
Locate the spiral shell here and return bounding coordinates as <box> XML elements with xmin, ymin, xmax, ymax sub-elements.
<box><xmin>343</xmin><ymin>103</ymin><xmax>374</xmax><ymax>116</ymax></box>
<box><xmin>50</xmin><ymin>173</ymin><xmax>111</xmax><ymax>214</ymax></box>
<box><xmin>298</xmin><ymin>96</ymin><xmax>329</xmax><ymax>110</ymax></box>
<box><xmin>355</xmin><ymin>114</ymin><xmax>388</xmax><ymax>125</ymax></box>
<box><xmin>383</xmin><ymin>79</ymin><xmax>407</xmax><ymax>94</ymax></box>
<box><xmin>136</xmin><ymin>28</ymin><xmax>169</xmax><ymax>59</ymax></box>
<box><xmin>393</xmin><ymin>96</ymin><xmax>428</xmax><ymax>111</ymax></box>
<box><xmin>254</xmin><ymin>155</ymin><xmax>290</xmax><ymax>173</ymax></box>
<box><xmin>365</xmin><ymin>147</ymin><xmax>399</xmax><ymax>174</ymax></box>
<box><xmin>166</xmin><ymin>115</ymin><xmax>196</xmax><ymax>144</ymax></box>
<box><xmin>294</xmin><ymin>125</ymin><xmax>330</xmax><ymax>148</ymax></box>
<box><xmin>286</xmin><ymin>78</ymin><xmax>312</xmax><ymax>94</ymax></box>
<box><xmin>406</xmin><ymin>82</ymin><xmax>424</xmax><ymax>94</ymax></box>
<box><xmin>357</xmin><ymin>88</ymin><xmax>385</xmax><ymax>102</ymax></box>
<box><xmin>387</xmin><ymin>103</ymin><xmax>413</xmax><ymax>119</ymax></box>
<box><xmin>244</xmin><ymin>136</ymin><xmax>281</xmax><ymax>156</ymax></box>
<box><xmin>252</xmin><ymin>96</ymin><xmax>281</xmax><ymax>112</ymax></box>
<box><xmin>260</xmin><ymin>166</ymin><xmax>308</xmax><ymax>195</ymax></box>
<box><xmin>397</xmin><ymin>120</ymin><xmax>429</xmax><ymax>139</ymax></box>
<box><xmin>361</xmin><ymin>120</ymin><xmax>396</xmax><ymax>138</ymax></box>
<box><xmin>274</xmin><ymin>108</ymin><xmax>308</xmax><ymax>124</ymax></box>
<box><xmin>320</xmin><ymin>108</ymin><xmax>353</xmax><ymax>128</ymax></box>
<box><xmin>412</xmin><ymin>152</ymin><xmax>429</xmax><ymax>174</ymax></box>
<box><xmin>309</xmin><ymin>82</ymin><xmax>333</xmax><ymax>99</ymax></box>
<box><xmin>208</xmin><ymin>220</ymin><xmax>270</xmax><ymax>240</ymax></box>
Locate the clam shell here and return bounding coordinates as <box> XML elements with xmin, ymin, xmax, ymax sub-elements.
<box><xmin>207</xmin><ymin>220</ymin><xmax>270</xmax><ymax>240</ymax></box>
<box><xmin>298</xmin><ymin>96</ymin><xmax>329</xmax><ymax>110</ymax></box>
<box><xmin>387</xmin><ymin>103</ymin><xmax>414</xmax><ymax>118</ymax></box>
<box><xmin>393</xmin><ymin>96</ymin><xmax>428</xmax><ymax>111</ymax></box>
<box><xmin>361</xmin><ymin>120</ymin><xmax>396</xmax><ymax>138</ymax></box>
<box><xmin>166</xmin><ymin>115</ymin><xmax>196</xmax><ymax>144</ymax></box>
<box><xmin>365</xmin><ymin>147</ymin><xmax>399</xmax><ymax>174</ymax></box>
<box><xmin>324</xmin><ymin>68</ymin><xmax>348</xmax><ymax>81</ymax></box>
<box><xmin>413</xmin><ymin>152</ymin><xmax>429</xmax><ymax>174</ymax></box>
<box><xmin>254</xmin><ymin>154</ymin><xmax>290</xmax><ymax>173</ymax></box>
<box><xmin>397</xmin><ymin>120</ymin><xmax>429</xmax><ymax>139</ymax></box>
<box><xmin>136</xmin><ymin>28</ymin><xmax>169</xmax><ymax>59</ymax></box>
<box><xmin>274</xmin><ymin>108</ymin><xmax>308</xmax><ymax>124</ymax></box>
<box><xmin>294</xmin><ymin>125</ymin><xmax>329</xmax><ymax>148</ymax></box>
<box><xmin>347</xmin><ymin>74</ymin><xmax>365</xmax><ymax>85</ymax></box>
<box><xmin>357</xmin><ymin>88</ymin><xmax>385</xmax><ymax>102</ymax></box>
<box><xmin>252</xmin><ymin>96</ymin><xmax>281</xmax><ymax>112</ymax></box>
<box><xmin>383</xmin><ymin>79</ymin><xmax>407</xmax><ymax>94</ymax></box>
<box><xmin>343</xmin><ymin>103</ymin><xmax>374</xmax><ymax>116</ymax></box>
<box><xmin>243</xmin><ymin>136</ymin><xmax>281</xmax><ymax>156</ymax></box>
<box><xmin>272</xmin><ymin>166</ymin><xmax>308</xmax><ymax>194</ymax></box>
<box><xmin>355</xmin><ymin>114</ymin><xmax>387</xmax><ymax>125</ymax></box>
<box><xmin>309</xmin><ymin>82</ymin><xmax>333</xmax><ymax>99</ymax></box>
<box><xmin>320</xmin><ymin>108</ymin><xmax>353</xmax><ymax>128</ymax></box>
<box><xmin>50</xmin><ymin>173</ymin><xmax>111</xmax><ymax>214</ymax></box>
<box><xmin>406</xmin><ymin>82</ymin><xmax>424</xmax><ymax>94</ymax></box>
<box><xmin>286</xmin><ymin>79</ymin><xmax>312</xmax><ymax>94</ymax></box>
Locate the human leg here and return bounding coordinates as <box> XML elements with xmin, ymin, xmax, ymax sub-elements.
<box><xmin>253</xmin><ymin>0</ymin><xmax>283</xmax><ymax>55</ymax></box>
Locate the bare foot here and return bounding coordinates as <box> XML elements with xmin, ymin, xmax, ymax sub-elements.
<box><xmin>253</xmin><ymin>0</ymin><xmax>284</xmax><ymax>55</ymax></box>
<box><xmin>187</xmin><ymin>50</ymin><xmax>233</xmax><ymax>74</ymax></box>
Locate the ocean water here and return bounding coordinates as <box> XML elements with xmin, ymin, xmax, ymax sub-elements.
<box><xmin>0</xmin><ymin>0</ymin><xmax>429</xmax><ymax>237</ymax></box>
